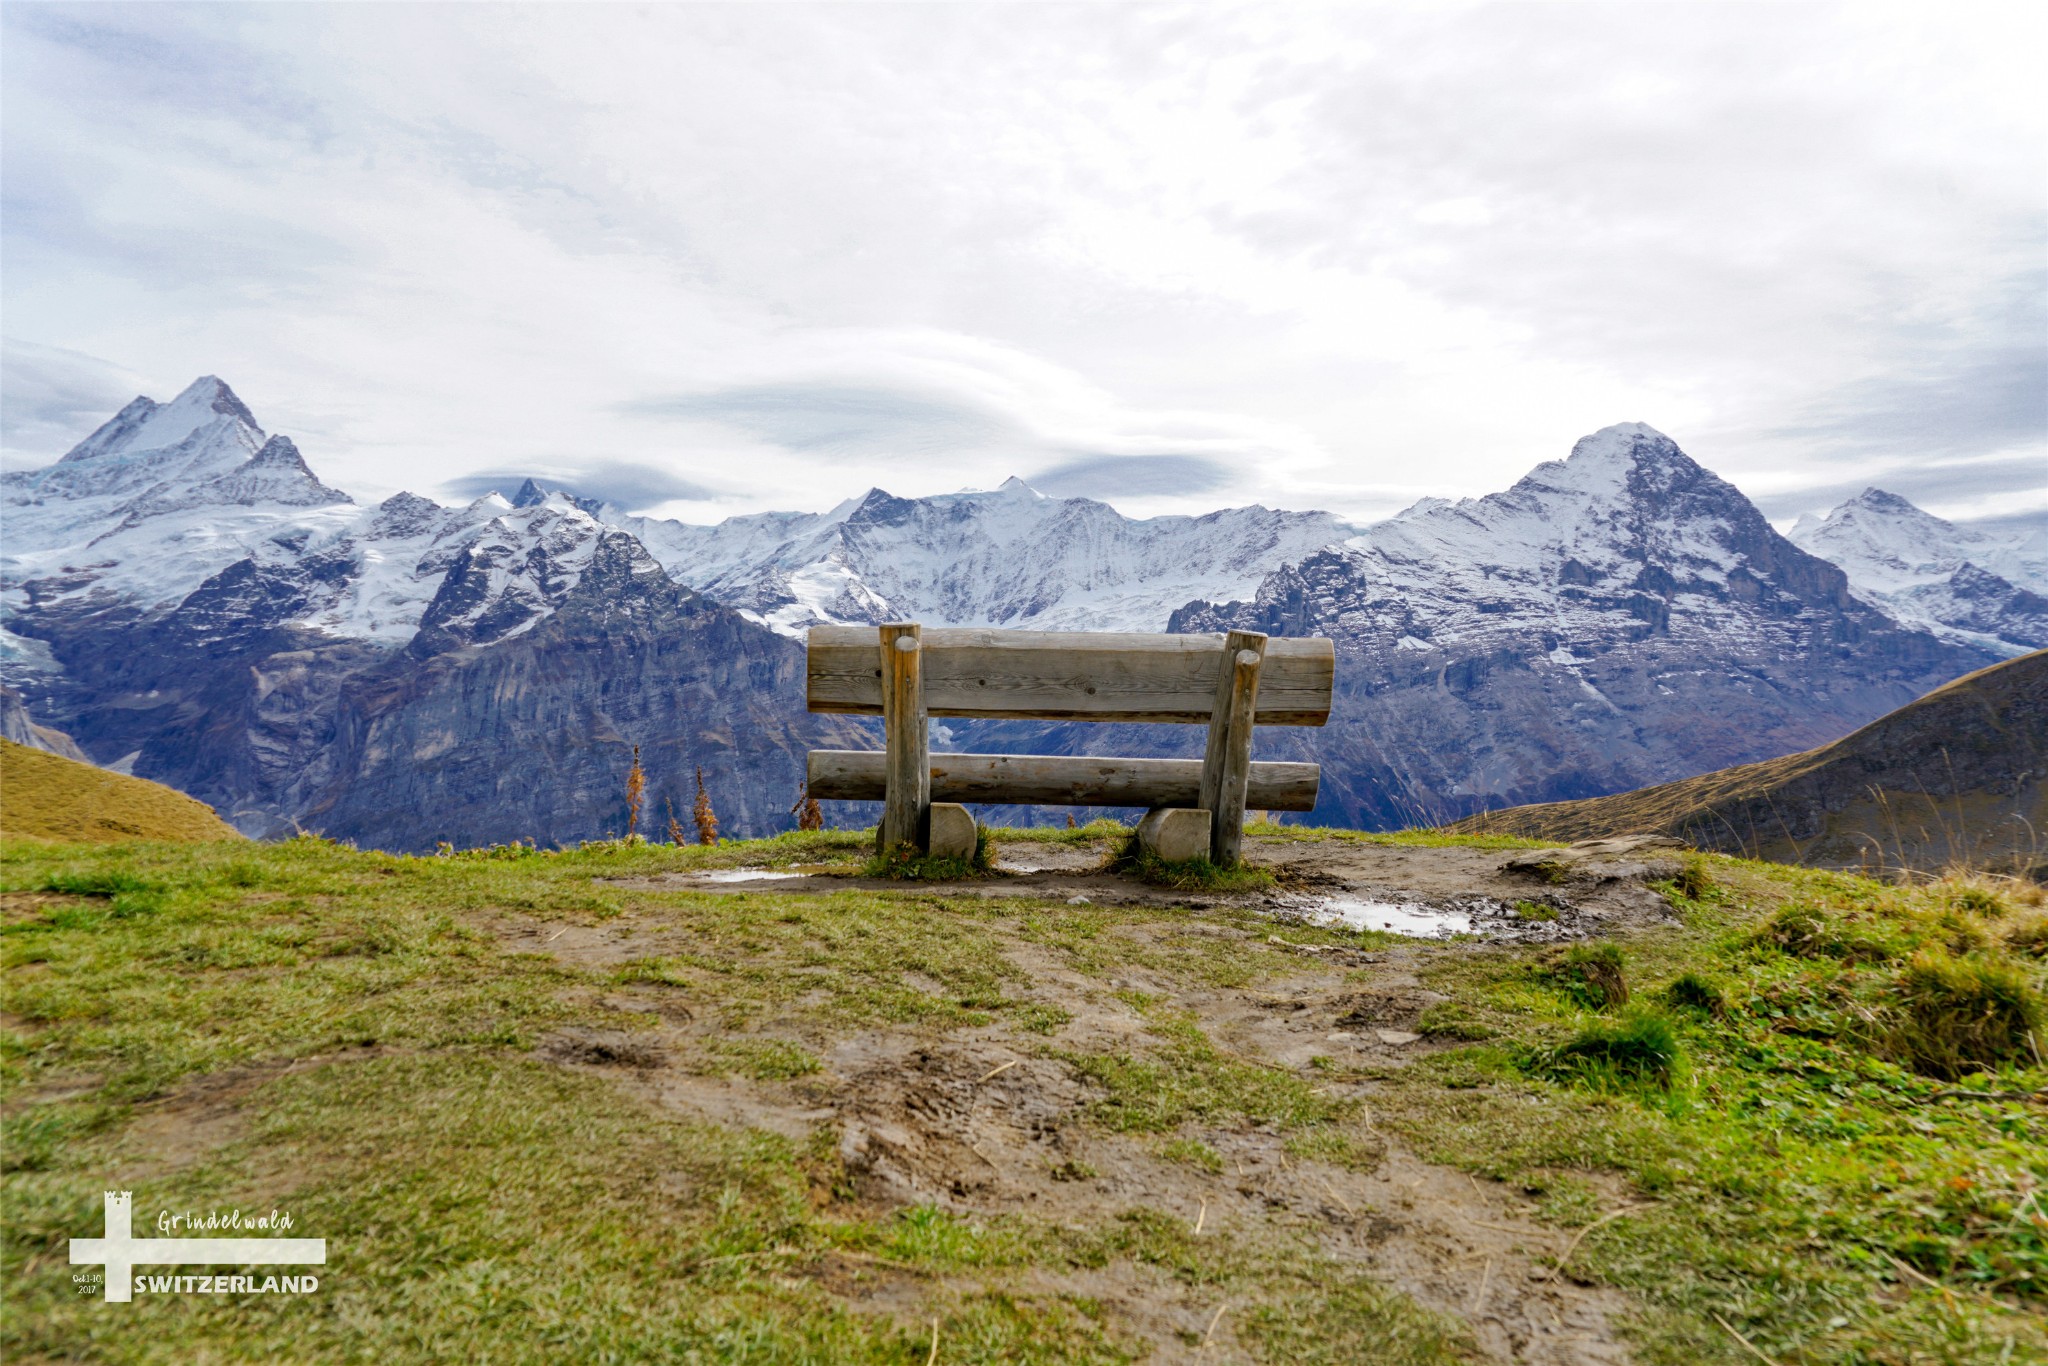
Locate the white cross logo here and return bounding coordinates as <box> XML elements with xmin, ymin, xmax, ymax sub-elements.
<box><xmin>69</xmin><ymin>1192</ymin><xmax>326</xmax><ymax>1302</ymax></box>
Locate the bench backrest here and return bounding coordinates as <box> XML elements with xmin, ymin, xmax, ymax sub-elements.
<box><xmin>806</xmin><ymin>626</ymin><xmax>1335</xmax><ymax>725</ymax></box>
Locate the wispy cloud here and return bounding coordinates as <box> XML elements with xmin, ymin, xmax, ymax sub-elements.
<box><xmin>440</xmin><ymin>463</ymin><xmax>721</xmax><ymax>513</ymax></box>
<box><xmin>1</xmin><ymin>4</ymin><xmax>2039</xmax><ymax>523</ymax></box>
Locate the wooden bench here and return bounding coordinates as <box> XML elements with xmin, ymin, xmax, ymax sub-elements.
<box><xmin>804</xmin><ymin>625</ymin><xmax>1334</xmax><ymax>866</ymax></box>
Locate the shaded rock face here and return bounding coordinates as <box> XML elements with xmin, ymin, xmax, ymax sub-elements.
<box><xmin>20</xmin><ymin>536</ymin><xmax>871</xmax><ymax>850</ymax></box>
<box><xmin>1169</xmin><ymin>426</ymin><xmax>1998</xmax><ymax>829</ymax></box>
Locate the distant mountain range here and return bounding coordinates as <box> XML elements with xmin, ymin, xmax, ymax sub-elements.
<box><xmin>3</xmin><ymin>377</ymin><xmax>2037</xmax><ymax>848</ymax></box>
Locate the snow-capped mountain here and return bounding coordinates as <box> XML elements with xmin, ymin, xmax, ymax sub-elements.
<box><xmin>614</xmin><ymin>477</ymin><xmax>1351</xmax><ymax>636</ymax></box>
<box><xmin>1169</xmin><ymin>423</ymin><xmax>1997</xmax><ymax>828</ymax></box>
<box><xmin>0</xmin><ymin>378</ymin><xmax>636</xmax><ymax>663</ymax></box>
<box><xmin>1</xmin><ymin>378</ymin><xmax>847</xmax><ymax>845</ymax></box>
<box><xmin>0</xmin><ymin>382</ymin><xmax>2008</xmax><ymax>847</ymax></box>
<box><xmin>2</xmin><ymin>377</ymin><xmax>355</xmax><ymax>615</ymax></box>
<box><xmin>1787</xmin><ymin>488</ymin><xmax>2047</xmax><ymax>654</ymax></box>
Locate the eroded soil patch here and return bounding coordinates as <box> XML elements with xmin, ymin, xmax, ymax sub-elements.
<box><xmin>508</xmin><ymin>863</ymin><xmax>1647</xmax><ymax>1365</ymax></box>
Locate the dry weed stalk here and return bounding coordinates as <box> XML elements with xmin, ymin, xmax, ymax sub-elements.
<box><xmin>693</xmin><ymin>766</ymin><xmax>719</xmax><ymax>845</ymax></box>
<box><xmin>624</xmin><ymin>745</ymin><xmax>646</xmax><ymax>836</ymax></box>
<box><xmin>790</xmin><ymin>783</ymin><xmax>824</xmax><ymax>831</ymax></box>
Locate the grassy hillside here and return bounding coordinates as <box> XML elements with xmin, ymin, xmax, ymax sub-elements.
<box><xmin>1449</xmin><ymin>651</ymin><xmax>2047</xmax><ymax>876</ymax></box>
<box><xmin>0</xmin><ymin>739</ymin><xmax>244</xmax><ymax>845</ymax></box>
<box><xmin>2</xmin><ymin>828</ymin><xmax>2043</xmax><ymax>1363</ymax></box>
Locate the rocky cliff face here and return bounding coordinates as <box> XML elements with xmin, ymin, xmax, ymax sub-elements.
<box><xmin>0</xmin><ymin>685</ymin><xmax>89</xmax><ymax>763</ymax></box>
<box><xmin>19</xmin><ymin>529</ymin><xmax>871</xmax><ymax>850</ymax></box>
<box><xmin>1170</xmin><ymin>425</ymin><xmax>1998</xmax><ymax>828</ymax></box>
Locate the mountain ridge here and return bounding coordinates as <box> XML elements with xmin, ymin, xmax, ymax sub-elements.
<box><xmin>0</xmin><ymin>378</ymin><xmax>2026</xmax><ymax>848</ymax></box>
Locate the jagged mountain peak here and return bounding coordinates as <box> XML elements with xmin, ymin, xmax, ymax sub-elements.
<box><xmin>1840</xmin><ymin>487</ymin><xmax>1934</xmax><ymax>520</ymax></box>
<box><xmin>1787</xmin><ymin>487</ymin><xmax>2045</xmax><ymax>653</ymax></box>
<box><xmin>1567</xmin><ymin>420</ymin><xmax>1680</xmax><ymax>463</ymax></box>
<box><xmin>249</xmin><ymin>434</ymin><xmax>312</xmax><ymax>471</ymax></box>
<box><xmin>1515</xmin><ymin>421</ymin><xmax>1718</xmax><ymax>503</ymax></box>
<box><xmin>58</xmin><ymin>375</ymin><xmax>264</xmax><ymax>466</ymax></box>
<box><xmin>511</xmin><ymin>477</ymin><xmax>551</xmax><ymax>508</ymax></box>
<box><xmin>182</xmin><ymin>375</ymin><xmax>260</xmax><ymax>430</ymax></box>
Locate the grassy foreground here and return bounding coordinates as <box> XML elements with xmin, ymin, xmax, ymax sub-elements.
<box><xmin>2</xmin><ymin>828</ymin><xmax>2044</xmax><ymax>1363</ymax></box>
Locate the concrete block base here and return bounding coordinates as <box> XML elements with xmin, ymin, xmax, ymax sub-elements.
<box><xmin>927</xmin><ymin>802</ymin><xmax>979</xmax><ymax>861</ymax></box>
<box><xmin>1137</xmin><ymin>807</ymin><xmax>1212</xmax><ymax>863</ymax></box>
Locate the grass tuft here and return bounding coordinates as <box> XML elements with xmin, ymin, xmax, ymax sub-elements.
<box><xmin>1538</xmin><ymin>1008</ymin><xmax>1684</xmax><ymax>1090</ymax></box>
<box><xmin>1660</xmin><ymin>971</ymin><xmax>1726</xmax><ymax>1018</ymax></box>
<box><xmin>1108</xmin><ymin>831</ymin><xmax>1275</xmax><ymax>892</ymax></box>
<box><xmin>1751</xmin><ymin>901</ymin><xmax>1902</xmax><ymax>963</ymax></box>
<box><xmin>2001</xmin><ymin>910</ymin><xmax>2048</xmax><ymax>959</ymax></box>
<box><xmin>1535</xmin><ymin>942</ymin><xmax>1629</xmax><ymax>1010</ymax></box>
<box><xmin>1886</xmin><ymin>950</ymin><xmax>2045</xmax><ymax>1079</ymax></box>
<box><xmin>861</xmin><ymin>824</ymin><xmax>996</xmax><ymax>880</ymax></box>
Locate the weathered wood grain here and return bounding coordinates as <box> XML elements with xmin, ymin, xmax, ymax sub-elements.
<box><xmin>806</xmin><ymin>750</ymin><xmax>1321</xmax><ymax>811</ymax></box>
<box><xmin>806</xmin><ymin>626</ymin><xmax>1333</xmax><ymax>724</ymax></box>
<box><xmin>1200</xmin><ymin>629</ymin><xmax>1267</xmax><ymax>819</ymax></box>
<box><xmin>879</xmin><ymin>624</ymin><xmax>928</xmax><ymax>852</ymax></box>
<box><xmin>1210</xmin><ymin>646</ymin><xmax>1264</xmax><ymax>865</ymax></box>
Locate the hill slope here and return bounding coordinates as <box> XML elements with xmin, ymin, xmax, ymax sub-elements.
<box><xmin>0</xmin><ymin>738</ymin><xmax>243</xmax><ymax>843</ymax></box>
<box><xmin>1449</xmin><ymin>650</ymin><xmax>2048</xmax><ymax>875</ymax></box>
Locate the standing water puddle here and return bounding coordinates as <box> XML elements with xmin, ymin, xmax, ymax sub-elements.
<box><xmin>699</xmin><ymin>868</ymin><xmax>811</xmax><ymax>883</ymax></box>
<box><xmin>1299</xmin><ymin>896</ymin><xmax>1475</xmax><ymax>938</ymax></box>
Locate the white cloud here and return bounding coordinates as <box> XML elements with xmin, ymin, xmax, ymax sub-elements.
<box><xmin>1</xmin><ymin>2</ymin><xmax>2040</xmax><ymax>525</ymax></box>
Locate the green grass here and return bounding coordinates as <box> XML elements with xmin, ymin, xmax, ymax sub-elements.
<box><xmin>1365</xmin><ymin>857</ymin><xmax>2048</xmax><ymax>1363</ymax></box>
<box><xmin>0</xmin><ymin>829</ymin><xmax>1467</xmax><ymax>1364</ymax></box>
<box><xmin>1107</xmin><ymin>830</ymin><xmax>1277</xmax><ymax>891</ymax></box>
<box><xmin>5</xmin><ymin>830</ymin><xmax>2042</xmax><ymax>1364</ymax></box>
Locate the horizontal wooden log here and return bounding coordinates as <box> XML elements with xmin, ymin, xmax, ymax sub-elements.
<box><xmin>806</xmin><ymin>627</ymin><xmax>1334</xmax><ymax>725</ymax></box>
<box><xmin>807</xmin><ymin>750</ymin><xmax>1321</xmax><ymax>811</ymax></box>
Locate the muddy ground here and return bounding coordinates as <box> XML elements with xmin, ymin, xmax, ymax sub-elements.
<box><xmin>491</xmin><ymin>835</ymin><xmax>1695</xmax><ymax>1363</ymax></box>
<box><xmin>624</xmin><ymin>830</ymin><xmax>1687</xmax><ymax>944</ymax></box>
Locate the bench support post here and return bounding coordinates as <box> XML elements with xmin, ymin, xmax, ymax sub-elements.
<box><xmin>1199</xmin><ymin>630</ymin><xmax>1267</xmax><ymax>866</ymax></box>
<box><xmin>879</xmin><ymin>623</ymin><xmax>930</xmax><ymax>853</ymax></box>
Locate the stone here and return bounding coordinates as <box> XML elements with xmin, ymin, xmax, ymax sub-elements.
<box><xmin>1373</xmin><ymin>1029</ymin><xmax>1422</xmax><ymax>1045</ymax></box>
<box><xmin>1136</xmin><ymin>806</ymin><xmax>1212</xmax><ymax>863</ymax></box>
<box><xmin>927</xmin><ymin>802</ymin><xmax>978</xmax><ymax>860</ymax></box>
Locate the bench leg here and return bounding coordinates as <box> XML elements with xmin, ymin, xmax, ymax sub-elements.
<box><xmin>879</xmin><ymin>623</ymin><xmax>930</xmax><ymax>854</ymax></box>
<box><xmin>1199</xmin><ymin>631</ymin><xmax>1267</xmax><ymax>866</ymax></box>
<box><xmin>1137</xmin><ymin>807</ymin><xmax>1211</xmax><ymax>863</ymax></box>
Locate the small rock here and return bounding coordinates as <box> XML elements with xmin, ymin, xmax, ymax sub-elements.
<box><xmin>1373</xmin><ymin>1029</ymin><xmax>1422</xmax><ymax>1045</ymax></box>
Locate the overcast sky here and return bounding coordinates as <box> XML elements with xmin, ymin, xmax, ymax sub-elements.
<box><xmin>2</xmin><ymin>2</ymin><xmax>2042</xmax><ymax>527</ymax></box>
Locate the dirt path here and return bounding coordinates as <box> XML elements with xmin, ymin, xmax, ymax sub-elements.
<box><xmin>500</xmin><ymin>834</ymin><xmax>1686</xmax><ymax>1362</ymax></box>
